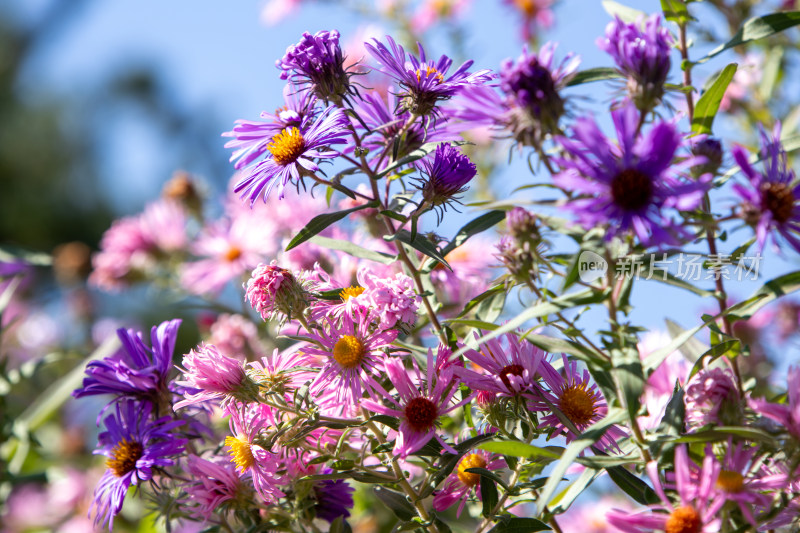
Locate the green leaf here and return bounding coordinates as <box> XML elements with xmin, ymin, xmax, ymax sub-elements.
<box><xmin>466</xmin><ymin>467</ymin><xmax>510</xmax><ymax>491</ymax></box>
<box><xmin>458</xmin><ymin>285</ymin><xmax>507</xmax><ymax>318</ymax></box>
<box><xmin>488</xmin><ymin>517</ymin><xmax>551</xmax><ymax>533</ymax></box>
<box><xmin>309</xmin><ymin>235</ymin><xmax>396</xmax><ymax>264</ymax></box>
<box><xmin>285</xmin><ymin>200</ymin><xmax>380</xmax><ymax>251</ymax></box>
<box><xmin>0</xmin><ymin>245</ymin><xmax>51</xmax><ymax>266</ymax></box>
<box><xmin>475</xmin><ymin>288</ymin><xmax>506</xmax><ymax>323</ymax></box>
<box><xmin>375</xmin><ymin>140</ymin><xmax>471</xmax><ymax>180</ymax></box>
<box><xmin>606</xmin><ymin>466</ymin><xmax>660</xmax><ymax>505</ymax></box>
<box><xmin>565</xmin><ymin>67</ymin><xmax>623</xmax><ymax>87</ymax></box>
<box><xmin>700</xmin><ymin>11</ymin><xmax>800</xmax><ymax>63</ymax></box>
<box><xmin>548</xmin><ymin>466</ymin><xmax>602</xmax><ymax>513</ymax></box>
<box><xmin>478</xmin><ymin>441</ymin><xmax>563</xmax><ymax>461</ymax></box>
<box><xmin>387</xmin><ymin>230</ymin><xmax>451</xmax><ymax>270</ymax></box>
<box><xmin>519</xmin><ymin>332</ymin><xmax>609</xmax><ymax>367</ymax></box>
<box><xmin>440</xmin><ymin>210</ymin><xmax>506</xmax><ymax>258</ymax></box>
<box><xmin>480</xmin><ymin>473</ymin><xmax>499</xmax><ymax>517</ymax></box>
<box><xmin>602</xmin><ymin>0</ymin><xmax>646</xmax><ymax>22</ymax></box>
<box><xmin>661</xmin><ymin>0</ymin><xmax>693</xmax><ymax>24</ymax></box>
<box><xmin>691</xmin><ymin>63</ymin><xmax>737</xmax><ymax>135</ymax></box>
<box><xmin>649</xmin><ymin>384</ymin><xmax>686</xmax><ymax>458</ymax></box>
<box><xmin>733</xmin><ymin>270</ymin><xmax>800</xmax><ymax>320</ymax></box>
<box><xmin>373</xmin><ymin>487</ymin><xmax>415</xmax><ymax>521</ymax></box>
<box><xmin>611</xmin><ymin>346</ymin><xmax>645</xmax><ymax>422</ymax></box>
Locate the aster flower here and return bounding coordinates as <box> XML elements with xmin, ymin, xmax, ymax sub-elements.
<box><xmin>535</xmin><ymin>354</ymin><xmax>626</xmax><ymax>450</ymax></box>
<box><xmin>223</xmin><ymin>84</ymin><xmax>316</xmax><ymax>170</ymax></box>
<box><xmin>183</xmin><ymin>454</ymin><xmax>252</xmax><ymax>520</ymax></box>
<box><xmin>750</xmin><ymin>366</ymin><xmax>800</xmax><ymax>439</ymax></box>
<box><xmin>598</xmin><ymin>15</ymin><xmax>673</xmax><ymax>110</ymax></box>
<box><xmin>732</xmin><ymin>122</ymin><xmax>800</xmax><ymax>253</ymax></box>
<box><xmin>684</xmin><ymin>367</ymin><xmax>742</xmax><ymax>430</ymax></box>
<box><xmin>276</xmin><ymin>30</ymin><xmax>351</xmax><ymax>102</ymax></box>
<box><xmin>73</xmin><ymin>319</ymin><xmax>181</xmax><ymax>405</ymax></box>
<box><xmin>362</xmin><ymin>350</ymin><xmax>471</xmax><ymax>457</ymax></box>
<box><xmin>415</xmin><ymin>142</ymin><xmax>477</xmax><ymax>218</ymax></box>
<box><xmin>208</xmin><ymin>313</ymin><xmax>264</xmax><ymax>360</ymax></box>
<box><xmin>433</xmin><ymin>449</ymin><xmax>506</xmax><ymax>517</ymax></box>
<box><xmin>225</xmin><ymin>403</ymin><xmax>286</xmax><ymax>504</ymax></box>
<box><xmin>454</xmin><ymin>332</ymin><xmax>545</xmax><ymax>396</ymax></box>
<box><xmin>174</xmin><ymin>343</ymin><xmax>257</xmax><ymax>410</ymax></box>
<box><xmin>248</xmin><ymin>344</ymin><xmax>316</xmax><ymax>397</ymax></box>
<box><xmin>366</xmin><ymin>35</ymin><xmax>492</xmax><ymax>116</ymax></box>
<box><xmin>89</xmin><ymin>401</ymin><xmax>186</xmax><ymax>529</ymax></box>
<box><xmin>502</xmin><ymin>0</ymin><xmax>555</xmax><ymax>41</ymax></box>
<box><xmin>606</xmin><ymin>446</ymin><xmax>724</xmax><ymax>532</ymax></box>
<box><xmin>232</xmin><ymin>105</ymin><xmax>350</xmax><ymax>205</ymax></box>
<box><xmin>690</xmin><ymin>135</ymin><xmax>724</xmax><ymax>177</ymax></box>
<box><xmin>553</xmin><ymin>104</ymin><xmax>708</xmax><ymax>247</ymax></box>
<box><xmin>312</xmin><ymin>468</ymin><xmax>356</xmax><ymax>523</ymax></box>
<box><xmin>302</xmin><ymin>312</ymin><xmax>399</xmax><ymax>408</ymax></box>
<box><xmin>245</xmin><ymin>261</ymin><xmax>311</xmax><ymax>322</ymax></box>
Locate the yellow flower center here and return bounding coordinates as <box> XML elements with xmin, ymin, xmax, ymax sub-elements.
<box><xmin>558</xmin><ymin>382</ymin><xmax>596</xmax><ymax>426</ymax></box>
<box><xmin>457</xmin><ymin>453</ymin><xmax>487</xmax><ymax>487</ymax></box>
<box><xmin>716</xmin><ymin>469</ymin><xmax>745</xmax><ymax>493</ymax></box>
<box><xmin>268</xmin><ymin>127</ymin><xmax>305</xmax><ymax>166</ymax></box>
<box><xmin>225</xmin><ymin>246</ymin><xmax>242</xmax><ymax>262</ymax></box>
<box><xmin>106</xmin><ymin>438</ymin><xmax>144</xmax><ymax>477</ymax></box>
<box><xmin>665</xmin><ymin>506</ymin><xmax>701</xmax><ymax>533</ymax></box>
<box><xmin>415</xmin><ymin>65</ymin><xmax>445</xmax><ymax>84</ymax></box>
<box><xmin>333</xmin><ymin>335</ymin><xmax>365</xmax><ymax>368</ymax></box>
<box><xmin>225</xmin><ymin>434</ymin><xmax>255</xmax><ymax>473</ymax></box>
<box><xmin>340</xmin><ymin>285</ymin><xmax>365</xmax><ymax>301</ymax></box>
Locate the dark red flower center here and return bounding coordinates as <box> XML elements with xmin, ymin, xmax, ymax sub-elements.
<box><xmin>760</xmin><ymin>182</ymin><xmax>795</xmax><ymax>224</ymax></box>
<box><xmin>107</xmin><ymin>438</ymin><xmax>144</xmax><ymax>477</ymax></box>
<box><xmin>611</xmin><ymin>168</ymin><xmax>653</xmax><ymax>211</ymax></box>
<box><xmin>498</xmin><ymin>364</ymin><xmax>525</xmax><ymax>390</ymax></box>
<box><xmin>404</xmin><ymin>397</ymin><xmax>438</xmax><ymax>431</ymax></box>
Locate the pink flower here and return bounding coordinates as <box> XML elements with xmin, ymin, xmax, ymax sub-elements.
<box><xmin>606</xmin><ymin>446</ymin><xmax>724</xmax><ymax>532</ymax></box>
<box><xmin>259</xmin><ymin>0</ymin><xmax>301</xmax><ymax>26</ymax></box>
<box><xmin>362</xmin><ymin>350</ymin><xmax>471</xmax><ymax>457</ymax></box>
<box><xmin>433</xmin><ymin>449</ymin><xmax>505</xmax><ymax>517</ymax></box>
<box><xmin>360</xmin><ymin>269</ymin><xmax>419</xmax><ymax>330</ymax></box>
<box><xmin>637</xmin><ymin>331</ymin><xmax>690</xmax><ymax>430</ymax></box>
<box><xmin>430</xmin><ymin>237</ymin><xmax>495</xmax><ymax>304</ymax></box>
<box><xmin>183</xmin><ymin>455</ymin><xmax>251</xmax><ymax>520</ymax></box>
<box><xmin>208</xmin><ymin>313</ymin><xmax>264</xmax><ymax>360</ymax></box>
<box><xmin>454</xmin><ymin>332</ymin><xmax>545</xmax><ymax>396</ymax></box>
<box><xmin>245</xmin><ymin>261</ymin><xmax>309</xmax><ymax>322</ymax></box>
<box><xmin>750</xmin><ymin>366</ymin><xmax>800</xmax><ymax>438</ymax></box>
<box><xmin>174</xmin><ymin>344</ymin><xmax>250</xmax><ymax>410</ymax></box>
<box><xmin>248</xmin><ymin>345</ymin><xmax>316</xmax><ymax>398</ymax></box>
<box><xmin>684</xmin><ymin>367</ymin><xmax>742</xmax><ymax>429</ymax></box>
<box><xmin>558</xmin><ymin>496</ymin><xmax>636</xmax><ymax>532</ymax></box>
<box><xmin>410</xmin><ymin>0</ymin><xmax>471</xmax><ymax>34</ymax></box>
<box><xmin>502</xmin><ymin>0</ymin><xmax>555</xmax><ymax>41</ymax></box>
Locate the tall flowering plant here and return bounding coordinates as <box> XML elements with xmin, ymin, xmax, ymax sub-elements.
<box><xmin>3</xmin><ymin>3</ymin><xmax>799</xmax><ymax>532</ymax></box>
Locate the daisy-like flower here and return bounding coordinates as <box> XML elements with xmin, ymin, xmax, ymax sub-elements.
<box><xmin>245</xmin><ymin>261</ymin><xmax>310</xmax><ymax>322</ymax></box>
<box><xmin>174</xmin><ymin>343</ymin><xmax>257</xmax><ymax>410</ymax></box>
<box><xmin>303</xmin><ymin>312</ymin><xmax>399</xmax><ymax>408</ymax></box>
<box><xmin>89</xmin><ymin>401</ymin><xmax>186</xmax><ymax>529</ymax></box>
<box><xmin>73</xmin><ymin>319</ymin><xmax>181</xmax><ymax>404</ymax></box>
<box><xmin>416</xmin><ymin>143</ymin><xmax>477</xmax><ymax>218</ymax></box>
<box><xmin>598</xmin><ymin>15</ymin><xmax>673</xmax><ymax>111</ymax></box>
<box><xmin>535</xmin><ymin>354</ymin><xmax>625</xmax><ymax>450</ymax></box>
<box><xmin>225</xmin><ymin>403</ymin><xmax>286</xmax><ymax>504</ymax></box>
<box><xmin>365</xmin><ymin>35</ymin><xmax>492</xmax><ymax>116</ymax></box>
<box><xmin>232</xmin><ymin>105</ymin><xmax>350</xmax><ymax>205</ymax></box>
<box><xmin>208</xmin><ymin>313</ymin><xmax>264</xmax><ymax>360</ymax></box>
<box><xmin>606</xmin><ymin>446</ymin><xmax>724</xmax><ymax>532</ymax></box>
<box><xmin>454</xmin><ymin>332</ymin><xmax>545</xmax><ymax>396</ymax></box>
<box><xmin>684</xmin><ymin>367</ymin><xmax>742</xmax><ymax>430</ymax></box>
<box><xmin>248</xmin><ymin>344</ymin><xmax>316</xmax><ymax>398</ymax></box>
<box><xmin>433</xmin><ymin>449</ymin><xmax>506</xmax><ymax>517</ymax></box>
<box><xmin>553</xmin><ymin>104</ymin><xmax>708</xmax><ymax>247</ymax></box>
<box><xmin>733</xmin><ymin>122</ymin><xmax>800</xmax><ymax>253</ymax></box>
<box><xmin>362</xmin><ymin>350</ymin><xmax>470</xmax><ymax>457</ymax></box>
<box><xmin>276</xmin><ymin>30</ymin><xmax>351</xmax><ymax>102</ymax></box>
<box><xmin>501</xmin><ymin>0</ymin><xmax>555</xmax><ymax>41</ymax></box>
<box><xmin>223</xmin><ymin>84</ymin><xmax>316</xmax><ymax>170</ymax></box>
<box><xmin>750</xmin><ymin>365</ymin><xmax>800</xmax><ymax>439</ymax></box>
<box><xmin>183</xmin><ymin>454</ymin><xmax>253</xmax><ymax>521</ymax></box>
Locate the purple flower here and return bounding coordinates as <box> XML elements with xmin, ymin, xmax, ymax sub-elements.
<box><xmin>313</xmin><ymin>468</ymin><xmax>355</xmax><ymax>523</ymax></box>
<box><xmin>416</xmin><ymin>142</ymin><xmax>477</xmax><ymax>216</ymax></box>
<box><xmin>750</xmin><ymin>366</ymin><xmax>800</xmax><ymax>439</ymax></box>
<box><xmin>73</xmin><ymin>319</ymin><xmax>181</xmax><ymax>404</ymax></box>
<box><xmin>598</xmin><ymin>15</ymin><xmax>673</xmax><ymax>110</ymax></box>
<box><xmin>554</xmin><ymin>104</ymin><xmax>708</xmax><ymax>246</ymax></box>
<box><xmin>362</xmin><ymin>350</ymin><xmax>470</xmax><ymax>457</ymax></box>
<box><xmin>733</xmin><ymin>123</ymin><xmax>800</xmax><ymax>253</ymax></box>
<box><xmin>366</xmin><ymin>35</ymin><xmax>492</xmax><ymax>115</ymax></box>
<box><xmin>232</xmin><ymin>105</ymin><xmax>350</xmax><ymax>205</ymax></box>
<box><xmin>276</xmin><ymin>30</ymin><xmax>351</xmax><ymax>101</ymax></box>
<box><xmin>223</xmin><ymin>85</ymin><xmax>316</xmax><ymax>170</ymax></box>
<box><xmin>89</xmin><ymin>401</ymin><xmax>185</xmax><ymax>529</ymax></box>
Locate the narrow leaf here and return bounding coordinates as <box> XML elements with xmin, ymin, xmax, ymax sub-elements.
<box><xmin>692</xmin><ymin>63</ymin><xmax>737</xmax><ymax>134</ymax></box>
<box><xmin>374</xmin><ymin>487</ymin><xmax>415</xmax><ymax>521</ymax></box>
<box><xmin>285</xmin><ymin>201</ymin><xmax>379</xmax><ymax>251</ymax></box>
<box><xmin>480</xmin><ymin>475</ymin><xmax>499</xmax><ymax>517</ymax></box>
<box><xmin>488</xmin><ymin>517</ymin><xmax>551</xmax><ymax>533</ymax></box>
<box><xmin>565</xmin><ymin>67</ymin><xmax>623</xmax><ymax>87</ymax></box>
<box><xmin>606</xmin><ymin>466</ymin><xmax>660</xmax><ymax>505</ymax></box>
<box><xmin>701</xmin><ymin>11</ymin><xmax>800</xmax><ymax>63</ymax></box>
<box><xmin>387</xmin><ymin>230</ymin><xmax>451</xmax><ymax>270</ymax></box>
<box><xmin>478</xmin><ymin>441</ymin><xmax>563</xmax><ymax>461</ymax></box>
<box><xmin>661</xmin><ymin>0</ymin><xmax>692</xmax><ymax>24</ymax></box>
<box><xmin>440</xmin><ymin>210</ymin><xmax>506</xmax><ymax>257</ymax></box>
<box><xmin>309</xmin><ymin>235</ymin><xmax>396</xmax><ymax>264</ymax></box>
<box><xmin>602</xmin><ymin>0</ymin><xmax>647</xmax><ymax>22</ymax></box>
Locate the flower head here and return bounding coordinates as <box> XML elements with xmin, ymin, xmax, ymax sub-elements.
<box><xmin>433</xmin><ymin>449</ymin><xmax>506</xmax><ymax>517</ymax></box>
<box><xmin>554</xmin><ymin>104</ymin><xmax>708</xmax><ymax>247</ymax></box>
<box><xmin>174</xmin><ymin>343</ymin><xmax>257</xmax><ymax>410</ymax></box>
<box><xmin>750</xmin><ymin>366</ymin><xmax>800</xmax><ymax>439</ymax></box>
<box><xmin>276</xmin><ymin>30</ymin><xmax>351</xmax><ymax>102</ymax></box>
<box><xmin>502</xmin><ymin>0</ymin><xmax>555</xmax><ymax>41</ymax></box>
<box><xmin>455</xmin><ymin>332</ymin><xmax>545</xmax><ymax>396</ymax></box>
<box><xmin>312</xmin><ymin>468</ymin><xmax>355</xmax><ymax>523</ymax></box>
<box><xmin>245</xmin><ymin>261</ymin><xmax>310</xmax><ymax>322</ymax></box>
<box><xmin>183</xmin><ymin>455</ymin><xmax>253</xmax><ymax>520</ymax></box>
<box><xmin>90</xmin><ymin>401</ymin><xmax>185</xmax><ymax>529</ymax></box>
<box><xmin>684</xmin><ymin>367</ymin><xmax>742</xmax><ymax>429</ymax></box>
<box><xmin>733</xmin><ymin>122</ymin><xmax>800</xmax><ymax>253</ymax></box>
<box><xmin>233</xmin><ymin>105</ymin><xmax>350</xmax><ymax>205</ymax></box>
<box><xmin>598</xmin><ymin>15</ymin><xmax>673</xmax><ymax>110</ymax></box>
<box><xmin>416</xmin><ymin>143</ymin><xmax>477</xmax><ymax>217</ymax></box>
<box><xmin>366</xmin><ymin>35</ymin><xmax>492</xmax><ymax>116</ymax></box>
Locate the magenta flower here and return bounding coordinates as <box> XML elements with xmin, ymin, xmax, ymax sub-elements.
<box><xmin>554</xmin><ymin>104</ymin><xmax>708</xmax><ymax>246</ymax></box>
<box><xmin>362</xmin><ymin>350</ymin><xmax>470</xmax><ymax>457</ymax></box>
<box><xmin>433</xmin><ymin>449</ymin><xmax>506</xmax><ymax>517</ymax></box>
<box><xmin>183</xmin><ymin>454</ymin><xmax>252</xmax><ymax>520</ymax></box>
<box><xmin>750</xmin><ymin>365</ymin><xmax>800</xmax><ymax>439</ymax></box>
<box><xmin>454</xmin><ymin>332</ymin><xmax>545</xmax><ymax>396</ymax></box>
<box><xmin>232</xmin><ymin>105</ymin><xmax>350</xmax><ymax>204</ymax></box>
<box><xmin>174</xmin><ymin>343</ymin><xmax>251</xmax><ymax>410</ymax></box>
<box><xmin>248</xmin><ymin>345</ymin><xmax>316</xmax><ymax>397</ymax></box>
<box><xmin>245</xmin><ymin>261</ymin><xmax>310</xmax><ymax>322</ymax></box>
<box><xmin>732</xmin><ymin>122</ymin><xmax>800</xmax><ymax>253</ymax></box>
<box><xmin>606</xmin><ymin>446</ymin><xmax>724</xmax><ymax>532</ymax></box>
<box><xmin>684</xmin><ymin>367</ymin><xmax>741</xmax><ymax>429</ymax></box>
<box><xmin>90</xmin><ymin>401</ymin><xmax>186</xmax><ymax>529</ymax></box>
<box><xmin>302</xmin><ymin>312</ymin><xmax>399</xmax><ymax>408</ymax></box>
<box><xmin>535</xmin><ymin>354</ymin><xmax>625</xmax><ymax>450</ymax></box>
<box><xmin>208</xmin><ymin>313</ymin><xmax>264</xmax><ymax>359</ymax></box>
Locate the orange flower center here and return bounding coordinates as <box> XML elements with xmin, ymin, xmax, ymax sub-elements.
<box><xmin>716</xmin><ymin>469</ymin><xmax>745</xmax><ymax>493</ymax></box>
<box><xmin>225</xmin><ymin>246</ymin><xmax>242</xmax><ymax>262</ymax></box>
<box><xmin>457</xmin><ymin>453</ymin><xmax>487</xmax><ymax>486</ymax></box>
<box><xmin>106</xmin><ymin>438</ymin><xmax>144</xmax><ymax>477</ymax></box>
<box><xmin>333</xmin><ymin>335</ymin><xmax>365</xmax><ymax>368</ymax></box>
<box><xmin>665</xmin><ymin>506</ymin><xmax>702</xmax><ymax>533</ymax></box>
<box><xmin>558</xmin><ymin>382</ymin><xmax>596</xmax><ymax>426</ymax></box>
<box><xmin>268</xmin><ymin>127</ymin><xmax>305</xmax><ymax>166</ymax></box>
